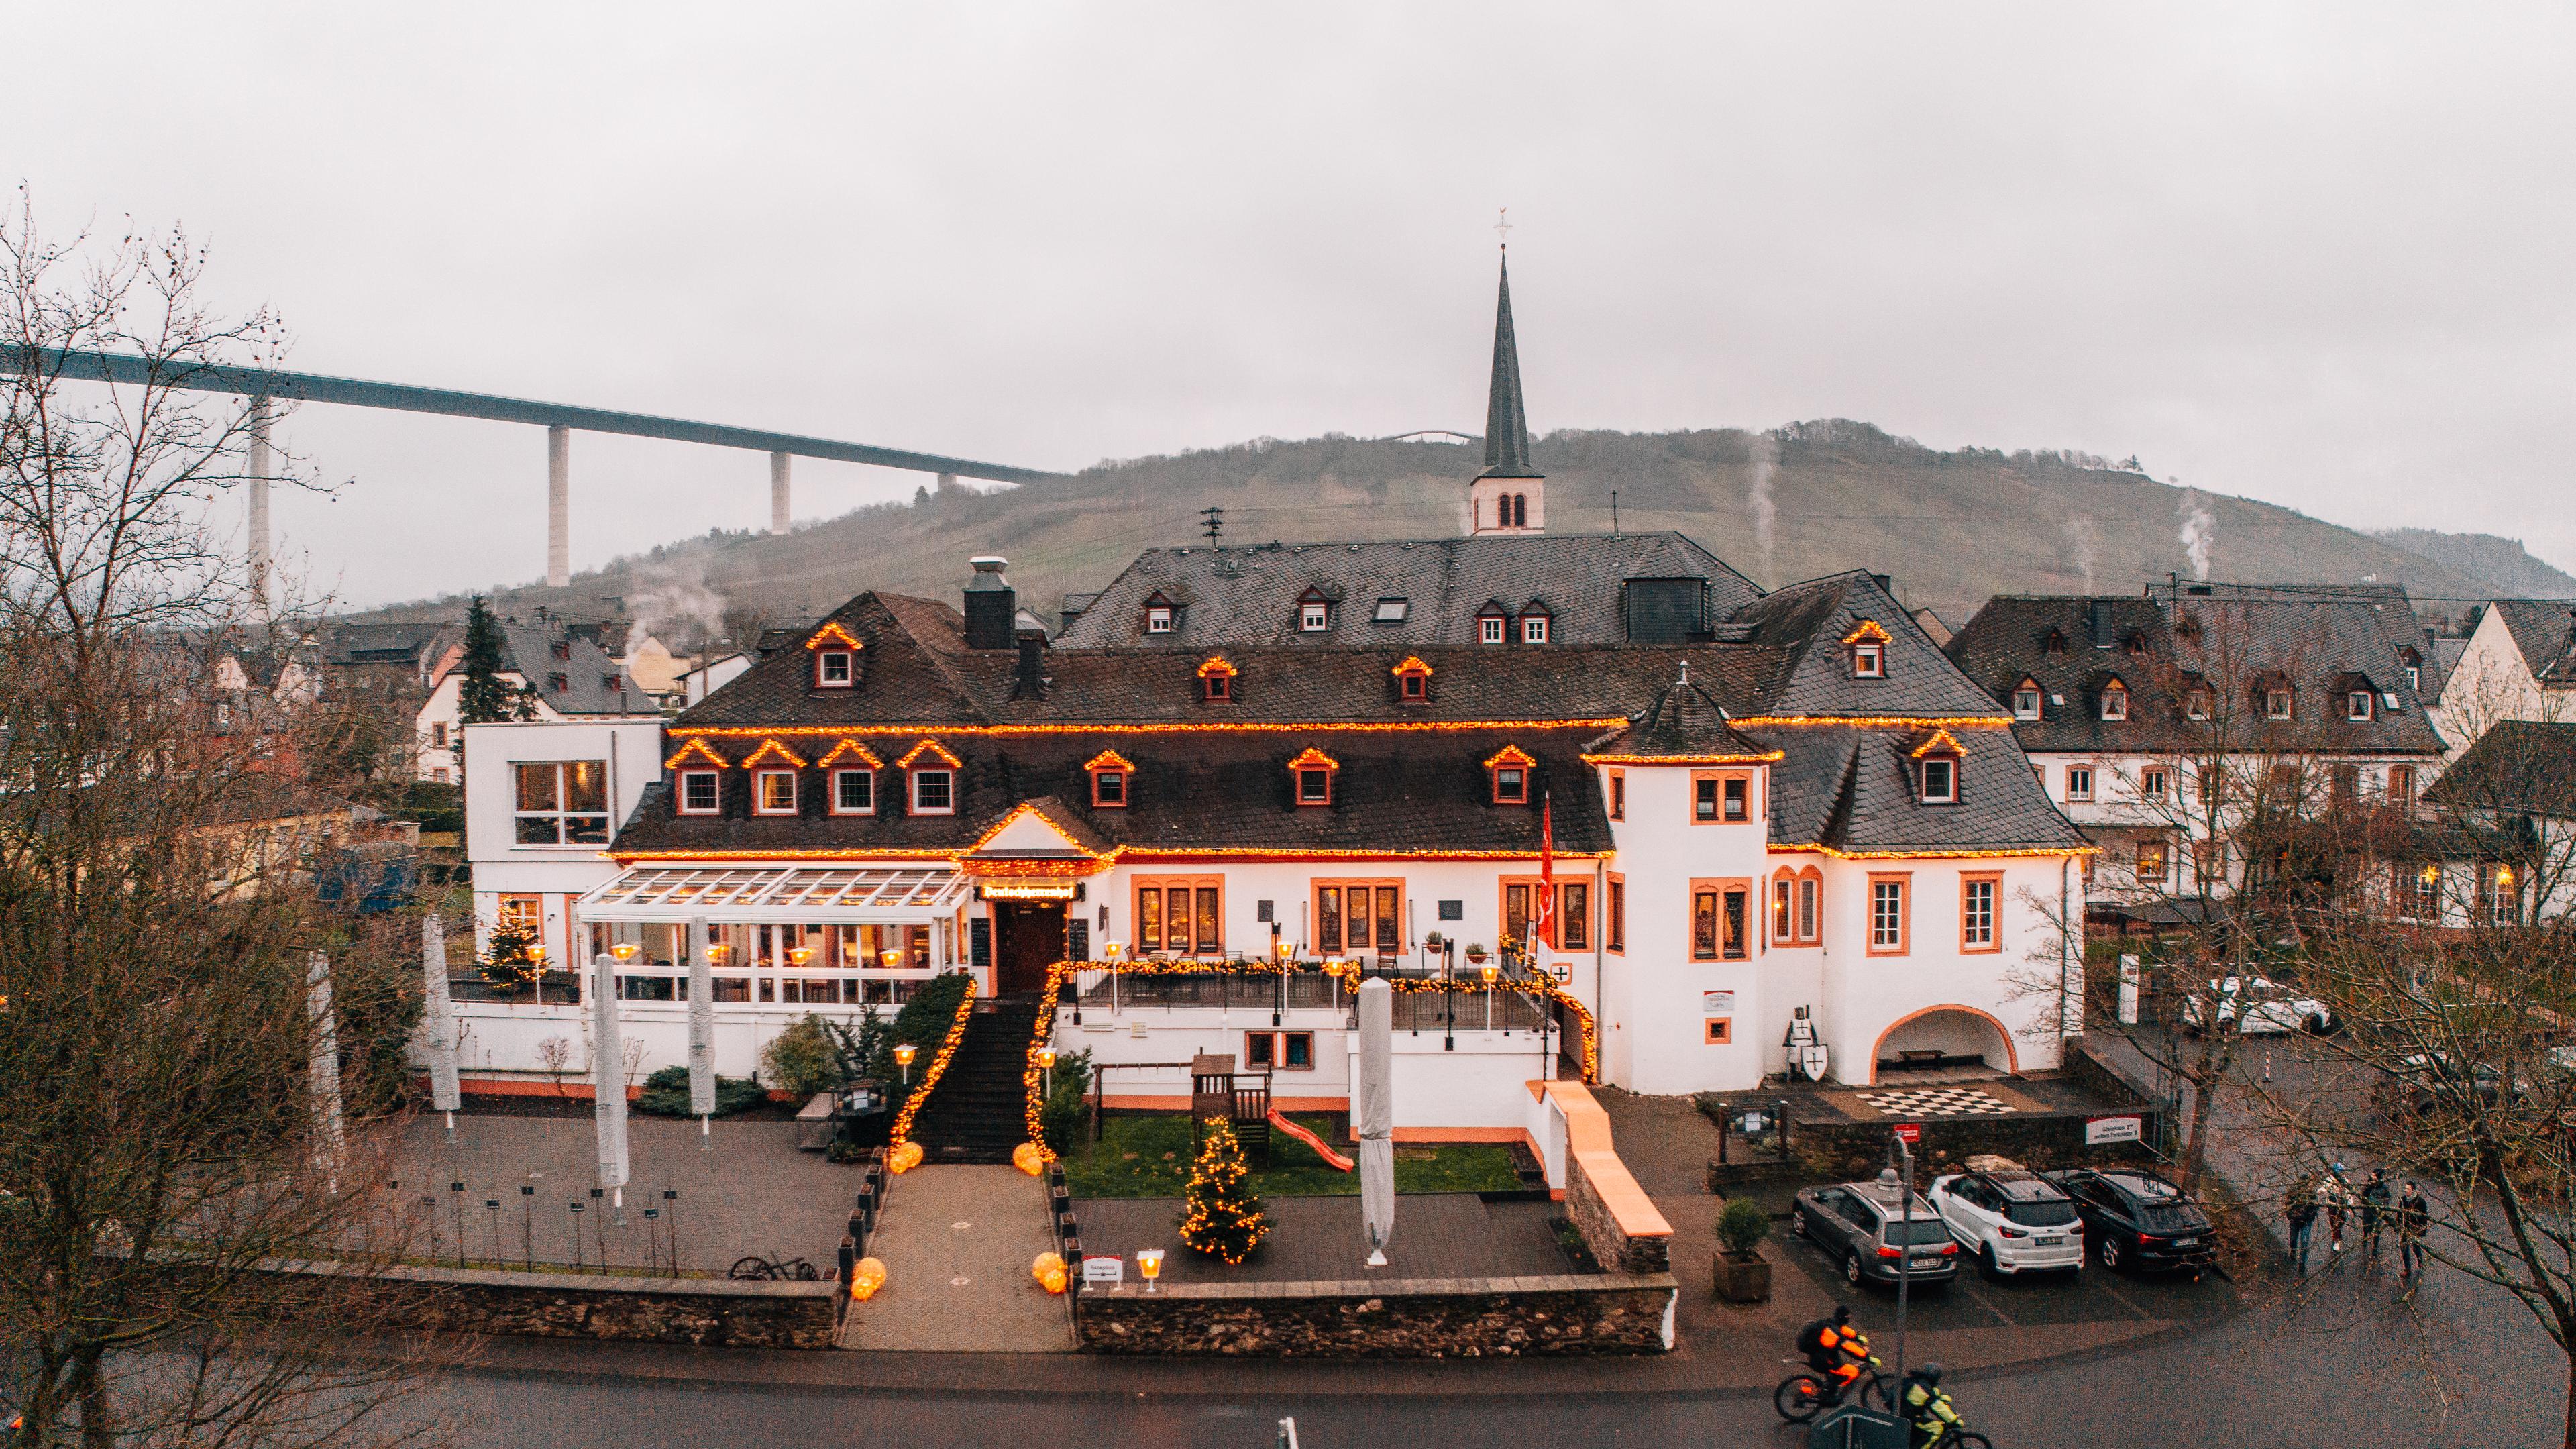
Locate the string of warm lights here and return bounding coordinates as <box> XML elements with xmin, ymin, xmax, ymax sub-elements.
<box><xmin>663</xmin><ymin>720</ymin><xmax>1635</xmax><ymax>739</ymax></box>
<box><xmin>895</xmin><ymin>738</ymin><xmax>965</xmax><ymax>769</ymax></box>
<box><xmin>1578</xmin><ymin>750</ymin><xmax>1784</xmax><ymax>765</ymax></box>
<box><xmin>1178</xmin><ymin>1118</ymin><xmax>1269</xmax><ymax>1264</ymax></box>
<box><xmin>1770</xmin><ymin>843</ymin><xmax>2094</xmax><ymax>860</ymax></box>
<box><xmin>888</xmin><ymin>975</ymin><xmax>979</xmax><ymax>1148</ymax></box>
<box><xmin>740</xmin><ymin>738</ymin><xmax>811</xmax><ymax>769</ymax></box>
<box><xmin>815</xmin><ymin>739</ymin><xmax>885</xmax><ymax>769</ymax></box>
<box><xmin>804</xmin><ymin>621</ymin><xmax>863</xmax><ymax>652</ymax></box>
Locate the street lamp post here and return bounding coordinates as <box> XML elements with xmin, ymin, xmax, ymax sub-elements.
<box><xmin>1443</xmin><ymin>941</ymin><xmax>1457</xmax><ymax>1052</ymax></box>
<box><xmin>894</xmin><ymin>1042</ymin><xmax>916</xmax><ymax>1088</ymax></box>
<box><xmin>1274</xmin><ymin>934</ymin><xmax>1292</xmax><ymax>1026</ymax></box>
<box><xmin>1886</xmin><ymin>1137</ymin><xmax>1918</xmax><ymax>1393</ymax></box>
<box><xmin>1480</xmin><ymin>961</ymin><xmax>1499</xmax><ymax>1036</ymax></box>
<box><xmin>1038</xmin><ymin>1044</ymin><xmax>1056</xmax><ymax>1099</ymax></box>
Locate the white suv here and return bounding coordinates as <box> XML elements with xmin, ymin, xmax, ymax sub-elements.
<box><xmin>1927</xmin><ymin>1169</ymin><xmax>2085</xmax><ymax>1277</ymax></box>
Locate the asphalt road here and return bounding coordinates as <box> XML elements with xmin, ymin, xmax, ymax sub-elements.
<box><xmin>414</xmin><ymin>1248</ymin><xmax>2555</xmax><ymax>1449</ymax></box>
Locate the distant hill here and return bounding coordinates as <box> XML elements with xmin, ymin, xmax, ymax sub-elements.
<box><xmin>2367</xmin><ymin>528</ymin><xmax>2576</xmax><ymax>601</ymax></box>
<box><xmin>361</xmin><ymin>422</ymin><xmax>2515</xmax><ymax>646</ymax></box>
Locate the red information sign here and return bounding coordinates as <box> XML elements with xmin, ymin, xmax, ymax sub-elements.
<box><xmin>1892</xmin><ymin>1123</ymin><xmax>1922</xmax><ymax>1144</ymax></box>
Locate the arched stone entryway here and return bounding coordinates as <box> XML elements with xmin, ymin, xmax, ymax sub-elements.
<box><xmin>1868</xmin><ymin>1006</ymin><xmax>2017</xmax><ymax>1083</ymax></box>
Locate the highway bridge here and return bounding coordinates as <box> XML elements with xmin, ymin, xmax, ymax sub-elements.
<box><xmin>32</xmin><ymin>348</ymin><xmax>1058</xmax><ymax>590</ymax></box>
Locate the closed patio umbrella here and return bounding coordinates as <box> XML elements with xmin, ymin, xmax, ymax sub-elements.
<box><xmin>1357</xmin><ymin>977</ymin><xmax>1394</xmax><ymax>1267</ymax></box>
<box><xmin>592</xmin><ymin>949</ymin><xmax>631</xmax><ymax>1208</ymax></box>
<box><xmin>687</xmin><ymin>917</ymin><xmax>715</xmax><ymax>1142</ymax></box>
<box><xmin>422</xmin><ymin>914</ymin><xmax>461</xmax><ymax>1138</ymax></box>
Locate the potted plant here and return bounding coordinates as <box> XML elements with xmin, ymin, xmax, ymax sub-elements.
<box><xmin>1424</xmin><ymin>930</ymin><xmax>1444</xmax><ymax>951</ymax></box>
<box><xmin>1713</xmin><ymin>1198</ymin><xmax>1773</xmax><ymax>1303</ymax></box>
<box><xmin>1464</xmin><ymin>943</ymin><xmax>1489</xmax><ymax>966</ymax></box>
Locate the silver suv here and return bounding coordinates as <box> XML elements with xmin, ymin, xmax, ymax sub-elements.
<box><xmin>1791</xmin><ymin>1176</ymin><xmax>1962</xmax><ymax>1291</ymax></box>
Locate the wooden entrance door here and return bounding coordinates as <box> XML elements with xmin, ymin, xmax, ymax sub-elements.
<box><xmin>992</xmin><ymin>901</ymin><xmax>1066</xmax><ymax>996</ymax></box>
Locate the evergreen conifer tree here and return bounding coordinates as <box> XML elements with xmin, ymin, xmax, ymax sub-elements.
<box><xmin>456</xmin><ymin>596</ymin><xmax>535</xmax><ymax>728</ymax></box>
<box><xmin>1177</xmin><ymin>1118</ymin><xmax>1269</xmax><ymax>1264</ymax></box>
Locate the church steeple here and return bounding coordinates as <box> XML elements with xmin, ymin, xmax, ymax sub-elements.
<box><xmin>1479</xmin><ymin>254</ymin><xmax>1538</xmax><ymax>480</ymax></box>
<box><xmin>1468</xmin><ymin>225</ymin><xmax>1544</xmax><ymax>535</ymax></box>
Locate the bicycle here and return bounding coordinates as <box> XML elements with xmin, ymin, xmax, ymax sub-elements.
<box><xmin>1920</xmin><ymin>1425</ymin><xmax>1992</xmax><ymax>1449</ymax></box>
<box><xmin>727</xmin><ymin>1252</ymin><xmax>822</xmax><ymax>1281</ymax></box>
<box><xmin>1772</xmin><ymin>1357</ymin><xmax>1893</xmax><ymax>1424</ymax></box>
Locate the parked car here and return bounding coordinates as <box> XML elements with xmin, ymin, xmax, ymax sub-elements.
<box><xmin>2041</xmin><ymin>1167</ymin><xmax>2213</xmax><ymax>1273</ymax></box>
<box><xmin>1927</xmin><ymin>1169</ymin><xmax>2085</xmax><ymax>1277</ymax></box>
<box><xmin>2375</xmin><ymin>1051</ymin><xmax>2528</xmax><ymax>1114</ymax></box>
<box><xmin>1791</xmin><ymin>1177</ymin><xmax>1961</xmax><ymax>1291</ymax></box>
<box><xmin>2180</xmin><ymin>975</ymin><xmax>2334</xmax><ymax>1036</ymax></box>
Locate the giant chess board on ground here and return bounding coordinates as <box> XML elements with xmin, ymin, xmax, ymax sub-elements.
<box><xmin>1856</xmin><ymin>1085</ymin><xmax>2019</xmax><ymax>1118</ymax></box>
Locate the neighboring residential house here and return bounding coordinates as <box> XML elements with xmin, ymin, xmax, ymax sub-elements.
<box><xmin>1945</xmin><ymin>584</ymin><xmax>2445</xmax><ymax>916</ymax></box>
<box><xmin>680</xmin><ymin>651</ymin><xmax>751</xmax><ymax>706</ymax></box>
<box><xmin>441</xmin><ymin>255</ymin><xmax>2086</xmax><ymax>1115</ymax></box>
<box><xmin>2423</xmin><ymin>599</ymin><xmax>2576</xmax><ymax>757</ymax></box>
<box><xmin>618</xmin><ymin>628</ymin><xmax>688</xmax><ymax>703</ymax></box>
<box><xmin>320</xmin><ymin>621</ymin><xmax>459</xmax><ymax>696</ymax></box>
<box><xmin>2402</xmin><ymin>719</ymin><xmax>2576</xmax><ymax>927</ymax></box>
<box><xmin>413</xmin><ymin>622</ymin><xmax>659</xmax><ymax>782</ymax></box>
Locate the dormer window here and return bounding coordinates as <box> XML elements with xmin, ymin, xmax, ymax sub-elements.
<box><xmin>1287</xmin><ymin>746</ymin><xmax>1338</xmax><ymax>807</ymax></box>
<box><xmin>818</xmin><ymin>740</ymin><xmax>881</xmax><ymax>816</ymax></box>
<box><xmin>1086</xmin><ymin>750</ymin><xmax>1134</xmax><ymax>809</ymax></box>
<box><xmin>2406</xmin><ymin>663</ymin><xmax>2420</xmax><ymax>693</ymax></box>
<box><xmin>2012</xmin><ymin>680</ymin><xmax>2041</xmax><ymax>720</ymax></box>
<box><xmin>1484</xmin><ymin>745</ymin><xmax>1536</xmax><ymax>806</ymax></box>
<box><xmin>547</xmin><ymin>673</ymin><xmax>569</xmax><ymax>692</ymax></box>
<box><xmin>1522</xmin><ymin>615</ymin><xmax>1550</xmax><ymax>645</ymax></box>
<box><xmin>2186</xmin><ymin>687</ymin><xmax>2211</xmax><ymax>720</ymax></box>
<box><xmin>2266</xmin><ymin>688</ymin><xmax>2294</xmax><ymax>721</ymax></box>
<box><xmin>1373</xmin><ymin>598</ymin><xmax>1408</xmax><ymax>624</ymax></box>
<box><xmin>815</xmin><ymin>651</ymin><xmax>853</xmax><ymax>688</ymax></box>
<box><xmin>2347</xmin><ymin>690</ymin><xmax>2375</xmax><ymax>722</ymax></box>
<box><xmin>1910</xmin><ymin>728</ymin><xmax>1966</xmax><ymax>805</ymax></box>
<box><xmin>1198</xmin><ymin>656</ymin><xmax>1238</xmax><ymax>704</ymax></box>
<box><xmin>551</xmin><ymin>641</ymin><xmax>570</xmax><ymax>661</ymax></box>
<box><xmin>1843</xmin><ymin>619</ymin><xmax>1892</xmax><ymax>678</ymax></box>
<box><xmin>678</xmin><ymin>769</ymin><xmax>720</xmax><ymax>815</ymax></box>
<box><xmin>754</xmin><ymin>769</ymin><xmax>798</xmax><ymax>815</ymax></box>
<box><xmin>1479</xmin><ymin>605</ymin><xmax>1508</xmax><ymax>645</ymax></box>
<box><xmin>1301</xmin><ymin>603</ymin><xmax>1330</xmax><ymax>632</ymax></box>
<box><xmin>2044</xmin><ymin>628</ymin><xmax>2068</xmax><ymax>656</ymax></box>
<box><xmin>1147</xmin><ymin>606</ymin><xmax>1173</xmax><ymax>634</ymax></box>
<box><xmin>2100</xmin><ymin>680</ymin><xmax>2129</xmax><ymax>721</ymax></box>
<box><xmin>1392</xmin><ymin>656</ymin><xmax>1433</xmax><ymax>704</ymax></box>
<box><xmin>896</xmin><ymin>739</ymin><xmax>961</xmax><ymax>816</ymax></box>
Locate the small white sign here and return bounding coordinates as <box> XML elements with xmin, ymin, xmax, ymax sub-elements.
<box><xmin>1081</xmin><ymin>1255</ymin><xmax>1125</xmax><ymax>1286</ymax></box>
<box><xmin>1701</xmin><ymin>990</ymin><xmax>1736</xmax><ymax>1013</ymax></box>
<box><xmin>2085</xmin><ymin>1115</ymin><xmax>2143</xmax><ymax>1145</ymax></box>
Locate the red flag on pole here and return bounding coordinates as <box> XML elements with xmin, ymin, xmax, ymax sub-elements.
<box><xmin>1532</xmin><ymin>794</ymin><xmax>1556</xmax><ymax>949</ymax></box>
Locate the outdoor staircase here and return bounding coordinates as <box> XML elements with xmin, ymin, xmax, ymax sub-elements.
<box><xmin>908</xmin><ymin>996</ymin><xmax>1046</xmax><ymax>1164</ymax></box>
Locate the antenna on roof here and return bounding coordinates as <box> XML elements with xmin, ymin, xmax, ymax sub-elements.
<box><xmin>1199</xmin><ymin>506</ymin><xmax>1224</xmax><ymax>543</ymax></box>
<box><xmin>1611</xmin><ymin>490</ymin><xmax>1619</xmax><ymax>534</ymax></box>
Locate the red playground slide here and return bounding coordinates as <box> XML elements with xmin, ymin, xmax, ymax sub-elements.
<box><xmin>1267</xmin><ymin>1108</ymin><xmax>1355</xmax><ymax>1171</ymax></box>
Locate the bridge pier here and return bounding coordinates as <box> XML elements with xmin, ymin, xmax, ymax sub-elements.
<box><xmin>547</xmin><ymin>425</ymin><xmax>570</xmax><ymax>589</ymax></box>
<box><xmin>246</xmin><ymin>395</ymin><xmax>272</xmax><ymax>606</ymax></box>
<box><xmin>770</xmin><ymin>450</ymin><xmax>791</xmax><ymax>535</ymax></box>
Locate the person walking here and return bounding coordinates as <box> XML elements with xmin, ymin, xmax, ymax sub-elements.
<box><xmin>2359</xmin><ymin>1168</ymin><xmax>2392</xmax><ymax>1263</ymax></box>
<box><xmin>2396</xmin><ymin>1181</ymin><xmax>2430</xmax><ymax>1285</ymax></box>
<box><xmin>2286</xmin><ymin>1181</ymin><xmax>2320</xmax><ymax>1274</ymax></box>
<box><xmin>2322</xmin><ymin>1168</ymin><xmax>2353</xmax><ymax>1259</ymax></box>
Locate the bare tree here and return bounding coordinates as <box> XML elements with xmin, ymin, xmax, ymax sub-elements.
<box><xmin>0</xmin><ymin>198</ymin><xmax>448</xmax><ymax>1449</ymax></box>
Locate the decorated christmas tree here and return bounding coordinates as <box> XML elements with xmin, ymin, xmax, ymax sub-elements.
<box><xmin>1177</xmin><ymin>1118</ymin><xmax>1269</xmax><ymax>1264</ymax></box>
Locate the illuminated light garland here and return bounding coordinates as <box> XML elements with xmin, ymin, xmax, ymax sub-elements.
<box><xmin>804</xmin><ymin>621</ymin><xmax>864</xmax><ymax>651</ymax></box>
<box><xmin>1578</xmin><ymin>750</ymin><xmax>1784</xmax><ymax>765</ymax></box>
<box><xmin>1906</xmin><ymin>729</ymin><xmax>1968</xmax><ymax>759</ymax></box>
<box><xmin>740</xmin><ymin>737</ymin><xmax>811</xmax><ymax>769</ymax></box>
<box><xmin>962</xmin><ymin>801</ymin><xmax>1112</xmax><ymax>859</ymax></box>
<box><xmin>663</xmin><ymin>737</ymin><xmax>730</xmax><ymax>770</ymax></box>
<box><xmin>1284</xmin><ymin>745</ymin><xmax>1340</xmax><ymax>772</ymax></box>
<box><xmin>1391</xmin><ymin>657</ymin><xmax>1434</xmax><ymax>678</ymax></box>
<box><xmin>888</xmin><ymin>975</ymin><xmax>979</xmax><ymax>1147</ymax></box>
<box><xmin>815</xmin><ymin>739</ymin><xmax>885</xmax><ymax>769</ymax></box>
<box><xmin>1481</xmin><ymin>743</ymin><xmax>1537</xmax><ymax>771</ymax></box>
<box><xmin>895</xmin><ymin>738</ymin><xmax>964</xmax><ymax>769</ymax></box>
<box><xmin>663</xmin><ymin>720</ymin><xmax>1636</xmax><ymax>738</ymax></box>
<box><xmin>1727</xmin><ymin>716</ymin><xmax>2019</xmax><ymax>729</ymax></box>
<box><xmin>1768</xmin><ymin>843</ymin><xmax>2095</xmax><ymax>860</ymax></box>
<box><xmin>1841</xmin><ymin>619</ymin><xmax>1895</xmax><ymax>647</ymax></box>
<box><xmin>1195</xmin><ymin>656</ymin><xmax>1238</xmax><ymax>680</ymax></box>
<box><xmin>1083</xmin><ymin>749</ymin><xmax>1136</xmax><ymax>773</ymax></box>
<box><xmin>610</xmin><ymin>848</ymin><xmax>960</xmax><ymax>861</ymax></box>
<box><xmin>1118</xmin><ymin>847</ymin><xmax>1612</xmax><ymax>861</ymax></box>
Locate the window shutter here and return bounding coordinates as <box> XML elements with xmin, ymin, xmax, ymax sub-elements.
<box><xmin>969</xmin><ymin>917</ymin><xmax>992</xmax><ymax>968</ymax></box>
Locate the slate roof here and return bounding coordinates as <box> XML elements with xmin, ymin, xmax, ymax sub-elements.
<box><xmin>2487</xmin><ymin>600</ymin><xmax>2576</xmax><ymax>686</ymax></box>
<box><xmin>2422</xmin><ymin>720</ymin><xmax>2576</xmax><ymax>818</ymax></box>
<box><xmin>1947</xmin><ymin>587</ymin><xmax>2443</xmax><ymax>757</ymax></box>
<box><xmin>322</xmin><ymin>621</ymin><xmax>455</xmax><ymax>669</ymax></box>
<box><xmin>1050</xmin><ymin>532</ymin><xmax>1760</xmax><ymax>649</ymax></box>
<box><xmin>1748</xmin><ymin>724</ymin><xmax>2083</xmax><ymax>855</ymax></box>
<box><xmin>500</xmin><ymin>625</ymin><xmax>656</xmax><ymax>716</ymax></box>
<box><xmin>1587</xmin><ymin>674</ymin><xmax>1776</xmax><ymax>760</ymax></box>
<box><xmin>1725</xmin><ymin>571</ymin><xmax>2009</xmax><ymax>720</ymax></box>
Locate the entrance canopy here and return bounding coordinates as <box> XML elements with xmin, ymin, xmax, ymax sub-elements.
<box><xmin>576</xmin><ymin>864</ymin><xmax>971</xmax><ymax>923</ymax></box>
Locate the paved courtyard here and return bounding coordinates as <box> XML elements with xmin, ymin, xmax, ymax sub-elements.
<box><xmin>378</xmin><ymin>1110</ymin><xmax>859</xmax><ymax>1277</ymax></box>
<box><xmin>1072</xmin><ymin>1192</ymin><xmax>1575</xmax><ymax>1285</ymax></box>
<box><xmin>839</xmin><ymin>1164</ymin><xmax>1075</xmax><ymax>1352</ymax></box>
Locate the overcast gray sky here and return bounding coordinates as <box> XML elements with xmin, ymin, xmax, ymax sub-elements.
<box><xmin>12</xmin><ymin>4</ymin><xmax>2574</xmax><ymax>605</ymax></box>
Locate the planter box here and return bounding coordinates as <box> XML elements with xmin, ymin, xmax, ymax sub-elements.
<box><xmin>1713</xmin><ymin>1252</ymin><xmax>1771</xmax><ymax>1303</ymax></box>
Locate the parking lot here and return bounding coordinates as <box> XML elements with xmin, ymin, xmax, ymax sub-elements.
<box><xmin>1723</xmin><ymin>1171</ymin><xmax>2238</xmax><ymax>1337</ymax></box>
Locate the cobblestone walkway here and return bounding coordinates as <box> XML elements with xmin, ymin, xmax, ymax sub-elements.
<box><xmin>839</xmin><ymin>1165</ymin><xmax>1075</xmax><ymax>1352</ymax></box>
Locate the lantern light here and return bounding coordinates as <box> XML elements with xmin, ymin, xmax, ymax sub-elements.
<box><xmin>1136</xmin><ymin>1248</ymin><xmax>1165</xmax><ymax>1293</ymax></box>
<box><xmin>1103</xmin><ymin>940</ymin><xmax>1125</xmax><ymax>961</ymax></box>
<box><xmin>1276</xmin><ymin>938</ymin><xmax>1295</xmax><ymax>961</ymax></box>
<box><xmin>881</xmin><ymin>949</ymin><xmax>902</xmax><ymax>968</ymax></box>
<box><xmin>706</xmin><ymin>942</ymin><xmax>732</xmax><ymax>964</ymax></box>
<box><xmin>787</xmin><ymin>945</ymin><xmax>815</xmax><ymax>967</ymax></box>
<box><xmin>527</xmin><ymin>943</ymin><xmax>547</xmax><ymax>965</ymax></box>
<box><xmin>1036</xmin><ymin>1046</ymin><xmax>1057</xmax><ymax>1069</ymax></box>
<box><xmin>610</xmin><ymin>942</ymin><xmax>638</xmax><ymax>962</ymax></box>
<box><xmin>1480</xmin><ymin>963</ymin><xmax>1499</xmax><ymax>986</ymax></box>
<box><xmin>849</xmin><ymin>1256</ymin><xmax>888</xmax><ymax>1300</ymax></box>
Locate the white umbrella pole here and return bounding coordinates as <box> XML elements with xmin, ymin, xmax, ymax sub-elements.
<box><xmin>592</xmin><ymin>951</ymin><xmax>631</xmax><ymax>1223</ymax></box>
<box><xmin>688</xmin><ymin>916</ymin><xmax>715</xmax><ymax>1150</ymax></box>
<box><xmin>1357</xmin><ymin>977</ymin><xmax>1395</xmax><ymax>1268</ymax></box>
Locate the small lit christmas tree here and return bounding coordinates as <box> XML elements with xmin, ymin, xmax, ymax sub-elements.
<box><xmin>478</xmin><ymin>920</ymin><xmax>543</xmax><ymax>993</ymax></box>
<box><xmin>1177</xmin><ymin>1118</ymin><xmax>1269</xmax><ymax>1264</ymax></box>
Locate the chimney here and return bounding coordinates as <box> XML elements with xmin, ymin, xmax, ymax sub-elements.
<box><xmin>963</xmin><ymin>555</ymin><xmax>1014</xmax><ymax>650</ymax></box>
<box><xmin>1011</xmin><ymin>628</ymin><xmax>1049</xmax><ymax>701</ymax></box>
<box><xmin>2090</xmin><ymin>598</ymin><xmax>2115</xmax><ymax>649</ymax></box>
<box><xmin>1870</xmin><ymin>573</ymin><xmax>1893</xmax><ymax>596</ymax></box>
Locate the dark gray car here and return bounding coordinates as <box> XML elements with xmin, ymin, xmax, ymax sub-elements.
<box><xmin>1791</xmin><ymin>1177</ymin><xmax>1962</xmax><ymax>1290</ymax></box>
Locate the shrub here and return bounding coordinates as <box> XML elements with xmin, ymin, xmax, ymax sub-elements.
<box><xmin>876</xmin><ymin>971</ymin><xmax>973</xmax><ymax>1081</ymax></box>
<box><xmin>634</xmin><ymin>1064</ymin><xmax>766</xmax><ymax>1118</ymax></box>
<box><xmin>762</xmin><ymin>1014</ymin><xmax>844</xmax><ymax>1097</ymax></box>
<box><xmin>1717</xmin><ymin>1197</ymin><xmax>1772</xmax><ymax>1257</ymax></box>
<box><xmin>1037</xmin><ymin>1048</ymin><xmax>1093</xmax><ymax>1154</ymax></box>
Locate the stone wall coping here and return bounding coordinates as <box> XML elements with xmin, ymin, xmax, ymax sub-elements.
<box><xmin>1081</xmin><ymin>1273</ymin><xmax>1677</xmax><ymax>1302</ymax></box>
<box><xmin>260</xmin><ymin>1256</ymin><xmax>841</xmax><ymax>1303</ymax></box>
<box><xmin>1529</xmin><ymin>1079</ymin><xmax>1616</xmax><ymax>1155</ymax></box>
<box><xmin>1571</xmin><ymin>1149</ymin><xmax>1674</xmax><ymax>1240</ymax></box>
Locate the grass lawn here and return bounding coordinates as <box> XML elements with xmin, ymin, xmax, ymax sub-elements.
<box><xmin>1061</xmin><ymin>1113</ymin><xmax>1521</xmax><ymax>1198</ymax></box>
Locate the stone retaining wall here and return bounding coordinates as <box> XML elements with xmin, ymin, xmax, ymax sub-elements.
<box><xmin>271</xmin><ymin>1260</ymin><xmax>841</xmax><ymax>1349</ymax></box>
<box><xmin>1786</xmin><ymin>1108</ymin><xmax>2163</xmax><ymax>1183</ymax></box>
<box><xmin>1074</xmin><ymin>1273</ymin><xmax>1676</xmax><ymax>1356</ymax></box>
